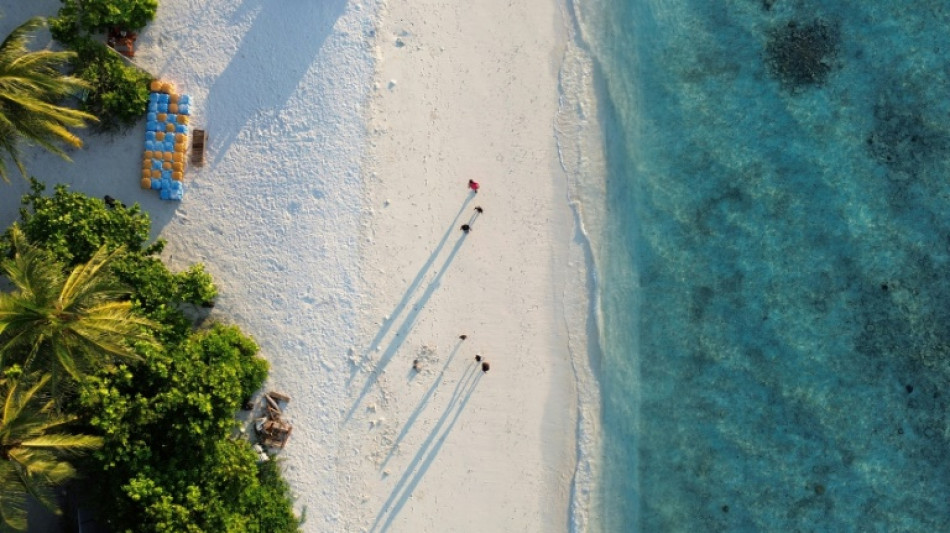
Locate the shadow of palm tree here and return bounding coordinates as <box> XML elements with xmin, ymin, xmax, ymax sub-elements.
<box><xmin>204</xmin><ymin>0</ymin><xmax>346</xmax><ymax>165</ymax></box>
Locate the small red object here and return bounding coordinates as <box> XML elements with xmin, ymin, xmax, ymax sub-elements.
<box><xmin>468</xmin><ymin>179</ymin><xmax>480</xmax><ymax>192</ymax></box>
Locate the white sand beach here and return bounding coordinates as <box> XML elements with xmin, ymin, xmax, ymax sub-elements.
<box><xmin>0</xmin><ymin>0</ymin><xmax>600</xmax><ymax>531</ymax></box>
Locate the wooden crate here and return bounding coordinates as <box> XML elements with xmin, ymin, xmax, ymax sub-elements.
<box><xmin>191</xmin><ymin>129</ymin><xmax>207</xmax><ymax>166</ymax></box>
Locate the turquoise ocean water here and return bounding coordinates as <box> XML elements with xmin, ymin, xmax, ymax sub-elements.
<box><xmin>576</xmin><ymin>1</ymin><xmax>950</xmax><ymax>530</ymax></box>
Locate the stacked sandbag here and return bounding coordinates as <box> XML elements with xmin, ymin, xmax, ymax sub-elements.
<box><xmin>140</xmin><ymin>80</ymin><xmax>191</xmax><ymax>201</ymax></box>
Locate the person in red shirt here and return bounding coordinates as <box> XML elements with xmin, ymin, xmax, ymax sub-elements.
<box><xmin>468</xmin><ymin>179</ymin><xmax>480</xmax><ymax>192</ymax></box>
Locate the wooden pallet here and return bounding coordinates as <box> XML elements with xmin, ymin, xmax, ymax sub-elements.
<box><xmin>191</xmin><ymin>129</ymin><xmax>207</xmax><ymax>166</ymax></box>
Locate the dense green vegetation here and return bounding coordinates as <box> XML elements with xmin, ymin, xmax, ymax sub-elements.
<box><xmin>69</xmin><ymin>38</ymin><xmax>152</xmax><ymax>131</ymax></box>
<box><xmin>0</xmin><ymin>17</ymin><xmax>96</xmax><ymax>182</ymax></box>
<box><xmin>49</xmin><ymin>0</ymin><xmax>157</xmax><ymax>132</ymax></box>
<box><xmin>52</xmin><ymin>0</ymin><xmax>159</xmax><ymax>37</ymax></box>
<box><xmin>0</xmin><ymin>182</ymin><xmax>299</xmax><ymax>532</ymax></box>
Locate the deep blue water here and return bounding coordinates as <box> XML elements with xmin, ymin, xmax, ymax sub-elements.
<box><xmin>585</xmin><ymin>1</ymin><xmax>950</xmax><ymax>530</ymax></box>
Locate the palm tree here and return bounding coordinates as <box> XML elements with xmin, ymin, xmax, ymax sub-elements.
<box><xmin>0</xmin><ymin>17</ymin><xmax>96</xmax><ymax>183</ymax></box>
<box><xmin>0</xmin><ymin>374</ymin><xmax>103</xmax><ymax>531</ymax></box>
<box><xmin>0</xmin><ymin>226</ymin><xmax>155</xmax><ymax>394</ymax></box>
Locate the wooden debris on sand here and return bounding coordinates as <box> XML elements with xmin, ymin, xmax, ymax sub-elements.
<box><xmin>255</xmin><ymin>391</ymin><xmax>294</xmax><ymax>449</ymax></box>
<box><xmin>192</xmin><ymin>129</ymin><xmax>207</xmax><ymax>166</ymax></box>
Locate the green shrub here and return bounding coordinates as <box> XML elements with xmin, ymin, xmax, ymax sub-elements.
<box><xmin>57</xmin><ymin>0</ymin><xmax>159</xmax><ymax>33</ymax></box>
<box><xmin>12</xmin><ymin>179</ymin><xmax>152</xmax><ymax>265</ymax></box>
<box><xmin>8</xmin><ymin>184</ymin><xmax>298</xmax><ymax>532</ymax></box>
<box><xmin>12</xmin><ymin>180</ymin><xmax>214</xmax><ymax>344</ymax></box>
<box><xmin>48</xmin><ymin>2</ymin><xmax>82</xmax><ymax>46</ymax></box>
<box><xmin>69</xmin><ymin>37</ymin><xmax>150</xmax><ymax>131</ymax></box>
<box><xmin>79</xmin><ymin>325</ymin><xmax>278</xmax><ymax>532</ymax></box>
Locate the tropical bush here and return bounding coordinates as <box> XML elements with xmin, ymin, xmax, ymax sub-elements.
<box><xmin>1</xmin><ymin>182</ymin><xmax>300</xmax><ymax>532</ymax></box>
<box><xmin>13</xmin><ymin>180</ymin><xmax>217</xmax><ymax>344</ymax></box>
<box><xmin>79</xmin><ymin>324</ymin><xmax>280</xmax><ymax>532</ymax></box>
<box><xmin>55</xmin><ymin>0</ymin><xmax>159</xmax><ymax>34</ymax></box>
<box><xmin>13</xmin><ymin>179</ymin><xmax>153</xmax><ymax>264</ymax></box>
<box><xmin>69</xmin><ymin>38</ymin><xmax>151</xmax><ymax>131</ymax></box>
<box><xmin>48</xmin><ymin>1</ymin><xmax>82</xmax><ymax>45</ymax></box>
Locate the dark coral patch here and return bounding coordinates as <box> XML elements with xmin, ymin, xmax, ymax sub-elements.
<box><xmin>765</xmin><ymin>19</ymin><xmax>840</xmax><ymax>90</ymax></box>
<box><xmin>866</xmin><ymin>99</ymin><xmax>949</xmax><ymax>177</ymax></box>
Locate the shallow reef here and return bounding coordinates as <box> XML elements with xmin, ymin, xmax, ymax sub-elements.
<box><xmin>765</xmin><ymin>19</ymin><xmax>840</xmax><ymax>90</ymax></box>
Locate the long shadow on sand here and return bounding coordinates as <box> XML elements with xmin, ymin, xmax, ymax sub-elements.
<box><xmin>370</xmin><ymin>365</ymin><xmax>482</xmax><ymax>533</ymax></box>
<box><xmin>204</xmin><ymin>0</ymin><xmax>345</xmax><ymax>165</ymax></box>
<box><xmin>345</xmin><ymin>225</ymin><xmax>470</xmax><ymax>421</ymax></box>
<box><xmin>380</xmin><ymin>338</ymin><xmax>466</xmax><ymax>470</ymax></box>
<box><xmin>348</xmin><ymin>194</ymin><xmax>475</xmax><ymax>385</ymax></box>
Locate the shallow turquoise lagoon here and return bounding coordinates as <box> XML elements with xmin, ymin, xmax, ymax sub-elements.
<box><xmin>582</xmin><ymin>1</ymin><xmax>950</xmax><ymax>530</ymax></box>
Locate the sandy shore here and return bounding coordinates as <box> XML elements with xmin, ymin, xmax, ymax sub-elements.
<box><xmin>0</xmin><ymin>0</ymin><xmax>599</xmax><ymax>531</ymax></box>
<box><xmin>340</xmin><ymin>0</ymin><xmax>601</xmax><ymax>529</ymax></box>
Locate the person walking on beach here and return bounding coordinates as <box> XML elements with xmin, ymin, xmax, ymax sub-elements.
<box><xmin>461</xmin><ymin>224</ymin><xmax>471</xmax><ymax>233</ymax></box>
<box><xmin>474</xmin><ymin>206</ymin><xmax>483</xmax><ymax>214</ymax></box>
<box><xmin>468</xmin><ymin>179</ymin><xmax>480</xmax><ymax>193</ymax></box>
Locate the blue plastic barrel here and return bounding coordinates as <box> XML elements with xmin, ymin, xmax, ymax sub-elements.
<box><xmin>151</xmin><ymin>178</ymin><xmax>162</xmax><ymax>190</ymax></box>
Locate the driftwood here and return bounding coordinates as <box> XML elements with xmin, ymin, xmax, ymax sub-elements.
<box><xmin>267</xmin><ymin>390</ymin><xmax>291</xmax><ymax>403</ymax></box>
<box><xmin>255</xmin><ymin>390</ymin><xmax>294</xmax><ymax>449</ymax></box>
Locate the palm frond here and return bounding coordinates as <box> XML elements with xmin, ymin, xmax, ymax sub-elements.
<box><xmin>0</xmin><ymin>17</ymin><xmax>97</xmax><ymax>183</ymax></box>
